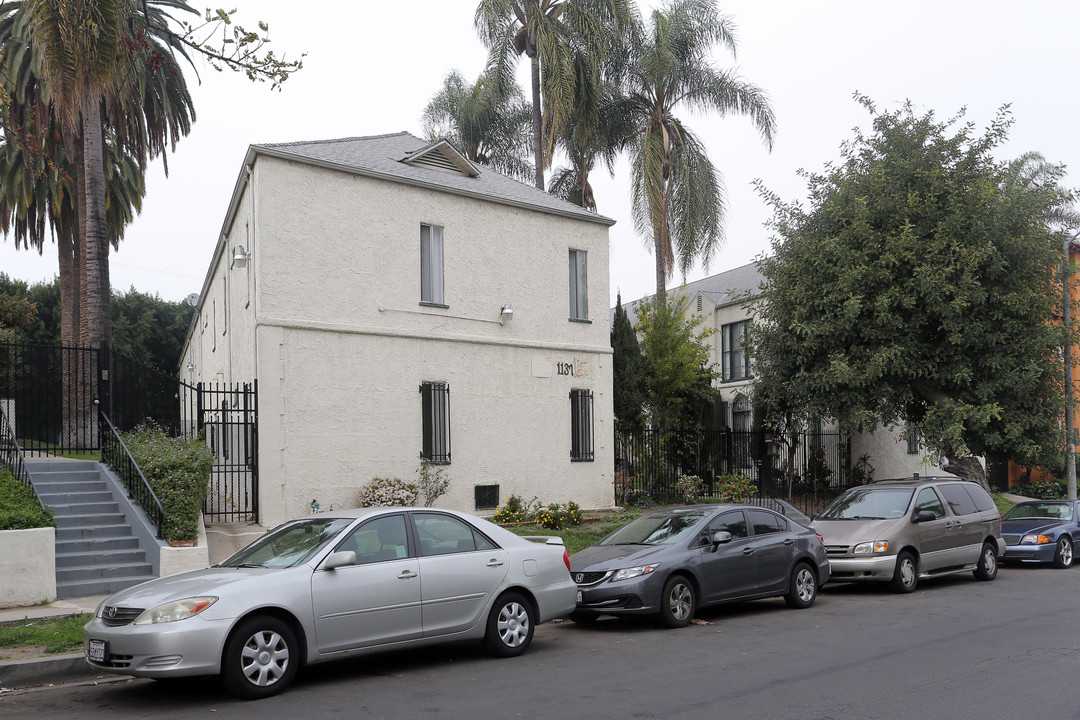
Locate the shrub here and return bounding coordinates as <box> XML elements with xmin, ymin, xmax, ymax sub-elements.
<box><xmin>536</xmin><ymin>501</ymin><xmax>584</xmax><ymax>530</ymax></box>
<box><xmin>357</xmin><ymin>476</ymin><xmax>419</xmax><ymax>507</ymax></box>
<box><xmin>713</xmin><ymin>473</ymin><xmax>755</xmax><ymax>503</ymax></box>
<box><xmin>492</xmin><ymin>494</ymin><xmax>541</xmax><ymax>524</ymax></box>
<box><xmin>123</xmin><ymin>423</ymin><xmax>213</xmax><ymax>543</ymax></box>
<box><xmin>417</xmin><ymin>461</ymin><xmax>449</xmax><ymax>507</ymax></box>
<box><xmin>0</xmin><ymin>467</ymin><xmax>55</xmax><ymax>530</ymax></box>
<box><xmin>675</xmin><ymin>475</ymin><xmax>704</xmax><ymax>504</ymax></box>
<box><xmin>625</xmin><ymin>489</ymin><xmax>655</xmax><ymax>509</ymax></box>
<box><xmin>1011</xmin><ymin>480</ymin><xmax>1067</xmax><ymax>500</ymax></box>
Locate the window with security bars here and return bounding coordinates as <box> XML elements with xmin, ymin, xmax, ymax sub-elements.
<box><xmin>420</xmin><ymin>382</ymin><xmax>451</xmax><ymax>463</ymax></box>
<box><xmin>570</xmin><ymin>388</ymin><xmax>594</xmax><ymax>461</ymax></box>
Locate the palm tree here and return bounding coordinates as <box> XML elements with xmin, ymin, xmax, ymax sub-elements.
<box><xmin>422</xmin><ymin>68</ymin><xmax>533</xmax><ymax>183</ymax></box>
<box><xmin>474</xmin><ymin>0</ymin><xmax>631</xmax><ymax>191</ymax></box>
<box><xmin>614</xmin><ymin>0</ymin><xmax>776</xmax><ymax>299</ymax></box>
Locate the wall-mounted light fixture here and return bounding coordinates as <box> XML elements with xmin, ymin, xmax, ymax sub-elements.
<box><xmin>186</xmin><ymin>361</ymin><xmax>195</xmax><ymax>374</ymax></box>
<box><xmin>500</xmin><ymin>304</ymin><xmax>514</xmax><ymax>324</ymax></box>
<box><xmin>232</xmin><ymin>245</ymin><xmax>251</xmax><ymax>269</ymax></box>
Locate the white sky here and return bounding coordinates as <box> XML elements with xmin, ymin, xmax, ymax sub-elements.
<box><xmin>1</xmin><ymin>0</ymin><xmax>1077</xmax><ymax>309</ymax></box>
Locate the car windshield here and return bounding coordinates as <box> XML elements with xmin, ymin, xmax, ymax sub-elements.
<box><xmin>219</xmin><ymin>517</ymin><xmax>354</xmax><ymax>568</ymax></box>
<box><xmin>599</xmin><ymin>510</ymin><xmax>708</xmax><ymax>546</ymax></box>
<box><xmin>1003</xmin><ymin>502</ymin><xmax>1074</xmax><ymax>522</ymax></box>
<box><xmin>819</xmin><ymin>488</ymin><xmax>915</xmax><ymax>520</ymax></box>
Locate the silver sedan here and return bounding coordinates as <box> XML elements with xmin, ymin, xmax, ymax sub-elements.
<box><xmin>84</xmin><ymin>507</ymin><xmax>577</xmax><ymax>699</ymax></box>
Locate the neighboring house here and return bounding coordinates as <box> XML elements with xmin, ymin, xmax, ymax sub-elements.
<box><xmin>181</xmin><ymin>131</ymin><xmax>616</xmax><ymax>527</ymax></box>
<box><xmin>615</xmin><ymin>261</ymin><xmax>949</xmax><ymax>480</ymax></box>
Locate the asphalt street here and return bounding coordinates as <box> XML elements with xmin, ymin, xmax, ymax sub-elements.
<box><xmin>2</xmin><ymin>564</ymin><xmax>1078</xmax><ymax>720</ymax></box>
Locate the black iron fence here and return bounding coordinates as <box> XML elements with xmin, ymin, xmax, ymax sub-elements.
<box><xmin>0</xmin><ymin>342</ymin><xmax>259</xmax><ymax>523</ymax></box>
<box><xmin>0</xmin><ymin>401</ymin><xmax>45</xmax><ymax>511</ymax></box>
<box><xmin>615</xmin><ymin>428</ymin><xmax>857</xmax><ymax>517</ymax></box>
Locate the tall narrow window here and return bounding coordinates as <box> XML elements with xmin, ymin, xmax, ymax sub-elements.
<box><xmin>721</xmin><ymin>321</ymin><xmax>750</xmax><ymax>381</ymax></box>
<box><xmin>421</xmin><ymin>224</ymin><xmax>445</xmax><ymax>305</ymax></box>
<box><xmin>906</xmin><ymin>426</ymin><xmax>919</xmax><ymax>455</ymax></box>
<box><xmin>570</xmin><ymin>388</ymin><xmax>594</xmax><ymax>461</ymax></box>
<box><xmin>420</xmin><ymin>381</ymin><xmax>451</xmax><ymax>463</ymax></box>
<box><xmin>569</xmin><ymin>249</ymin><xmax>588</xmax><ymax>320</ymax></box>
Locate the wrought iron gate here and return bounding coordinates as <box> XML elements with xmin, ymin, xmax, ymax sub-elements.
<box><xmin>192</xmin><ymin>381</ymin><xmax>259</xmax><ymax>522</ymax></box>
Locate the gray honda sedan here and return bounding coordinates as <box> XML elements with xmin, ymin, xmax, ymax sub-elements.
<box><xmin>569</xmin><ymin>505</ymin><xmax>829</xmax><ymax>627</ymax></box>
<box><xmin>84</xmin><ymin>508</ymin><xmax>577</xmax><ymax>699</ymax></box>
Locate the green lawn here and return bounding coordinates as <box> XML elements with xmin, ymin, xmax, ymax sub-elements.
<box><xmin>506</xmin><ymin>510</ymin><xmax>643</xmax><ymax>555</ymax></box>
<box><xmin>0</xmin><ymin>614</ymin><xmax>89</xmax><ymax>657</ymax></box>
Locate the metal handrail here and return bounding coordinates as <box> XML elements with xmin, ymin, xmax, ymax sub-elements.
<box><xmin>0</xmin><ymin>404</ymin><xmax>48</xmax><ymax>512</ymax></box>
<box><xmin>99</xmin><ymin>411</ymin><xmax>165</xmax><ymax>539</ymax></box>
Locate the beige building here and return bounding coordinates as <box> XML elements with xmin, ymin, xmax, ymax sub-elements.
<box><xmin>181</xmin><ymin>132</ymin><xmax>616</xmax><ymax>527</ymax></box>
<box><xmin>618</xmin><ymin>261</ymin><xmax>948</xmax><ymax>479</ymax></box>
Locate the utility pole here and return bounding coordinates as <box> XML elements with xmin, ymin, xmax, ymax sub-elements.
<box><xmin>1065</xmin><ymin>232</ymin><xmax>1079</xmax><ymax>501</ymax></box>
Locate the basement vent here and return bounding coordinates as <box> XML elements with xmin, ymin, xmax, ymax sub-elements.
<box><xmin>475</xmin><ymin>484</ymin><xmax>500</xmax><ymax>511</ymax></box>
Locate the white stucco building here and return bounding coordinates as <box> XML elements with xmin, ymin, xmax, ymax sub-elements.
<box><xmin>181</xmin><ymin>132</ymin><xmax>616</xmax><ymax>527</ymax></box>
<box><xmin>617</xmin><ymin>261</ymin><xmax>948</xmax><ymax>480</ymax></box>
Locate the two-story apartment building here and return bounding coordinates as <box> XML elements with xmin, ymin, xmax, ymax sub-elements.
<box><xmin>618</xmin><ymin>261</ymin><xmax>949</xmax><ymax>479</ymax></box>
<box><xmin>181</xmin><ymin>132</ymin><xmax>616</xmax><ymax>527</ymax></box>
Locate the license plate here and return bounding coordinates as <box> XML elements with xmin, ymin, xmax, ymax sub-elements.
<box><xmin>88</xmin><ymin>639</ymin><xmax>106</xmax><ymax>663</ymax></box>
<box><xmin>576</xmin><ymin>590</ymin><xmax>582</xmax><ymax>604</ymax></box>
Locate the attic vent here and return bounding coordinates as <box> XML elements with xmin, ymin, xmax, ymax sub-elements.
<box><xmin>402</xmin><ymin>141</ymin><xmax>479</xmax><ymax>177</ymax></box>
<box><xmin>697</xmin><ymin>295</ymin><xmax>702</xmax><ymax>312</ymax></box>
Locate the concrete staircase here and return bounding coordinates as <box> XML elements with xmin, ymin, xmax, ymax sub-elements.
<box><xmin>27</xmin><ymin>460</ymin><xmax>154</xmax><ymax>599</ymax></box>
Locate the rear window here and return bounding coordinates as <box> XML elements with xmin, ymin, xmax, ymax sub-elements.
<box><xmin>937</xmin><ymin>484</ymin><xmax>978</xmax><ymax>515</ymax></box>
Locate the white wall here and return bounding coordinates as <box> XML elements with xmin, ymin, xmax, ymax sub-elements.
<box><xmin>850</xmin><ymin>426</ymin><xmax>952</xmax><ymax>480</ymax></box>
<box><xmin>0</xmin><ymin>527</ymin><xmax>55</xmax><ymax>608</ymax></box>
<box><xmin>185</xmin><ymin>154</ymin><xmax>615</xmax><ymax>526</ymax></box>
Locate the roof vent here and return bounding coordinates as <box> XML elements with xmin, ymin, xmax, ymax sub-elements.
<box><xmin>402</xmin><ymin>140</ymin><xmax>479</xmax><ymax>177</ymax></box>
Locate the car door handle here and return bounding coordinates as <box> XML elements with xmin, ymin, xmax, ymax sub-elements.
<box><xmin>487</xmin><ymin>559</ymin><xmax>504</xmax><ymax>567</ymax></box>
<box><xmin>742</xmin><ymin>548</ymin><xmax>754</xmax><ymax>555</ymax></box>
<box><xmin>783</xmin><ymin>539</ymin><xmax>795</xmax><ymax>546</ymax></box>
<box><xmin>398</xmin><ymin>570</ymin><xmax>418</xmax><ymax>579</ymax></box>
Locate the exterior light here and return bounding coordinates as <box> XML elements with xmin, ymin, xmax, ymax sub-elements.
<box><xmin>232</xmin><ymin>246</ymin><xmax>250</xmax><ymax>269</ymax></box>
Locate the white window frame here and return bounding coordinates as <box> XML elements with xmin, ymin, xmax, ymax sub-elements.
<box><xmin>421</xmin><ymin>224</ymin><xmax>445</xmax><ymax>306</ymax></box>
<box><xmin>569</xmin><ymin>249</ymin><xmax>588</xmax><ymax>321</ymax></box>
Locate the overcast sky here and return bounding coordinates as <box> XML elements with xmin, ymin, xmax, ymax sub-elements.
<box><xmin>2</xmin><ymin>0</ymin><xmax>1078</xmax><ymax>309</ymax></box>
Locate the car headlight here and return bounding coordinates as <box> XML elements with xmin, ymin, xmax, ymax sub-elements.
<box><xmin>852</xmin><ymin>541</ymin><xmax>889</xmax><ymax>555</ymax></box>
<box><xmin>1020</xmin><ymin>534</ymin><xmax>1050</xmax><ymax>545</ymax></box>
<box><xmin>610</xmin><ymin>564</ymin><xmax>660</xmax><ymax>582</ymax></box>
<box><xmin>134</xmin><ymin>597</ymin><xmax>218</xmax><ymax>625</ymax></box>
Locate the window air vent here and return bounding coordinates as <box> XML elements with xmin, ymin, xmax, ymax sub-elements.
<box><xmin>475</xmin><ymin>484</ymin><xmax>499</xmax><ymax>511</ymax></box>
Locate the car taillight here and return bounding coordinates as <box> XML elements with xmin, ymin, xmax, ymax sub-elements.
<box><xmin>563</xmin><ymin>549</ymin><xmax>571</xmax><ymax>573</ymax></box>
<box><xmin>816</xmin><ymin>534</ymin><xmax>825</xmax><ymax>544</ymax></box>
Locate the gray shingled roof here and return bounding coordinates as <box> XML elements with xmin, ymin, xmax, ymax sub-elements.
<box><xmin>251</xmin><ymin>131</ymin><xmax>614</xmax><ymax>226</ymax></box>
<box><xmin>612</xmin><ymin>260</ymin><xmax>765</xmax><ymax>327</ymax></box>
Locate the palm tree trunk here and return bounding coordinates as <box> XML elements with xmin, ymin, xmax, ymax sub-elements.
<box><xmin>80</xmin><ymin>97</ymin><xmax>111</xmax><ymax>350</ymax></box>
<box><xmin>654</xmin><ymin>227</ymin><xmax>666</xmax><ymax>301</ymax></box>
<box><xmin>530</xmin><ymin>53</ymin><xmax>544</xmax><ymax>190</ymax></box>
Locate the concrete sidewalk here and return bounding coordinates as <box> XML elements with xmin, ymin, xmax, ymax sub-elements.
<box><xmin>0</xmin><ymin>521</ymin><xmax>265</xmax><ymax>693</ymax></box>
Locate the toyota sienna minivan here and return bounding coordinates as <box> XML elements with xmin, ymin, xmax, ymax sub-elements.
<box><xmin>809</xmin><ymin>476</ymin><xmax>1005</xmax><ymax>593</ymax></box>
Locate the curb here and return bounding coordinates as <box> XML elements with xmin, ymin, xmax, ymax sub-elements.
<box><xmin>0</xmin><ymin>653</ymin><xmax>101</xmax><ymax>690</ymax></box>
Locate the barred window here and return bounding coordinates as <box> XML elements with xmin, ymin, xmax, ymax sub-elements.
<box><xmin>570</xmin><ymin>388</ymin><xmax>594</xmax><ymax>461</ymax></box>
<box><xmin>420</xmin><ymin>382</ymin><xmax>450</xmax><ymax>463</ymax></box>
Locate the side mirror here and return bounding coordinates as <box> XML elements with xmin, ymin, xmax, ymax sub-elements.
<box><xmin>913</xmin><ymin>510</ymin><xmax>937</xmax><ymax>523</ymax></box>
<box><xmin>322</xmin><ymin>550</ymin><xmax>357</xmax><ymax>570</ymax></box>
<box><xmin>711</xmin><ymin>531</ymin><xmax>733</xmax><ymax>546</ymax></box>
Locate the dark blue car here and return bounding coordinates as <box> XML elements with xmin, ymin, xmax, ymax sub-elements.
<box><xmin>1001</xmin><ymin>500</ymin><xmax>1080</xmax><ymax>568</ymax></box>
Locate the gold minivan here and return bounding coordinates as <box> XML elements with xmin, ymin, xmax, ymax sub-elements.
<box><xmin>810</xmin><ymin>476</ymin><xmax>1005</xmax><ymax>593</ymax></box>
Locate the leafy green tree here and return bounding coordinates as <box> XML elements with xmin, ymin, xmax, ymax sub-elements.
<box><xmin>422</xmin><ymin>68</ymin><xmax>533</xmax><ymax>183</ymax></box>
<box><xmin>474</xmin><ymin>0</ymin><xmax>631</xmax><ymax>190</ymax></box>
<box><xmin>612</xmin><ymin>0</ymin><xmax>776</xmax><ymax>299</ymax></box>
<box><xmin>0</xmin><ymin>290</ymin><xmax>36</xmax><ymax>343</ymax></box>
<box><xmin>750</xmin><ymin>98</ymin><xmax>1071</xmax><ymax>490</ymax></box>
<box><xmin>610</xmin><ymin>293</ymin><xmax>647</xmax><ymax>429</ymax></box>
<box><xmin>636</xmin><ymin>292</ymin><xmax>714</xmax><ymax>434</ymax></box>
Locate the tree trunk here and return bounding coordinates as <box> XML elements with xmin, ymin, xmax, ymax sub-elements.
<box><xmin>654</xmin><ymin>227</ymin><xmax>666</xmax><ymax>301</ymax></box>
<box><xmin>80</xmin><ymin>97</ymin><xmax>111</xmax><ymax>349</ymax></box>
<box><xmin>944</xmin><ymin>452</ymin><xmax>991</xmax><ymax>494</ymax></box>
<box><xmin>529</xmin><ymin>53</ymin><xmax>544</xmax><ymax>191</ymax></box>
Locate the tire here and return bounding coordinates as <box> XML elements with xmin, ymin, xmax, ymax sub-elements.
<box><xmin>483</xmin><ymin>592</ymin><xmax>535</xmax><ymax>657</ymax></box>
<box><xmin>973</xmin><ymin>541</ymin><xmax>998</xmax><ymax>581</ymax></box>
<box><xmin>1054</xmin><ymin>536</ymin><xmax>1074</xmax><ymax>569</ymax></box>
<box><xmin>568</xmin><ymin>611</ymin><xmax>599</xmax><ymax>624</ymax></box>
<box><xmin>889</xmin><ymin>551</ymin><xmax>918</xmax><ymax>593</ymax></box>
<box><xmin>784</xmin><ymin>562</ymin><xmax>818</xmax><ymax>609</ymax></box>
<box><xmin>658</xmin><ymin>575</ymin><xmax>695</xmax><ymax>628</ymax></box>
<box><xmin>220</xmin><ymin>616</ymin><xmax>299</xmax><ymax>700</ymax></box>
